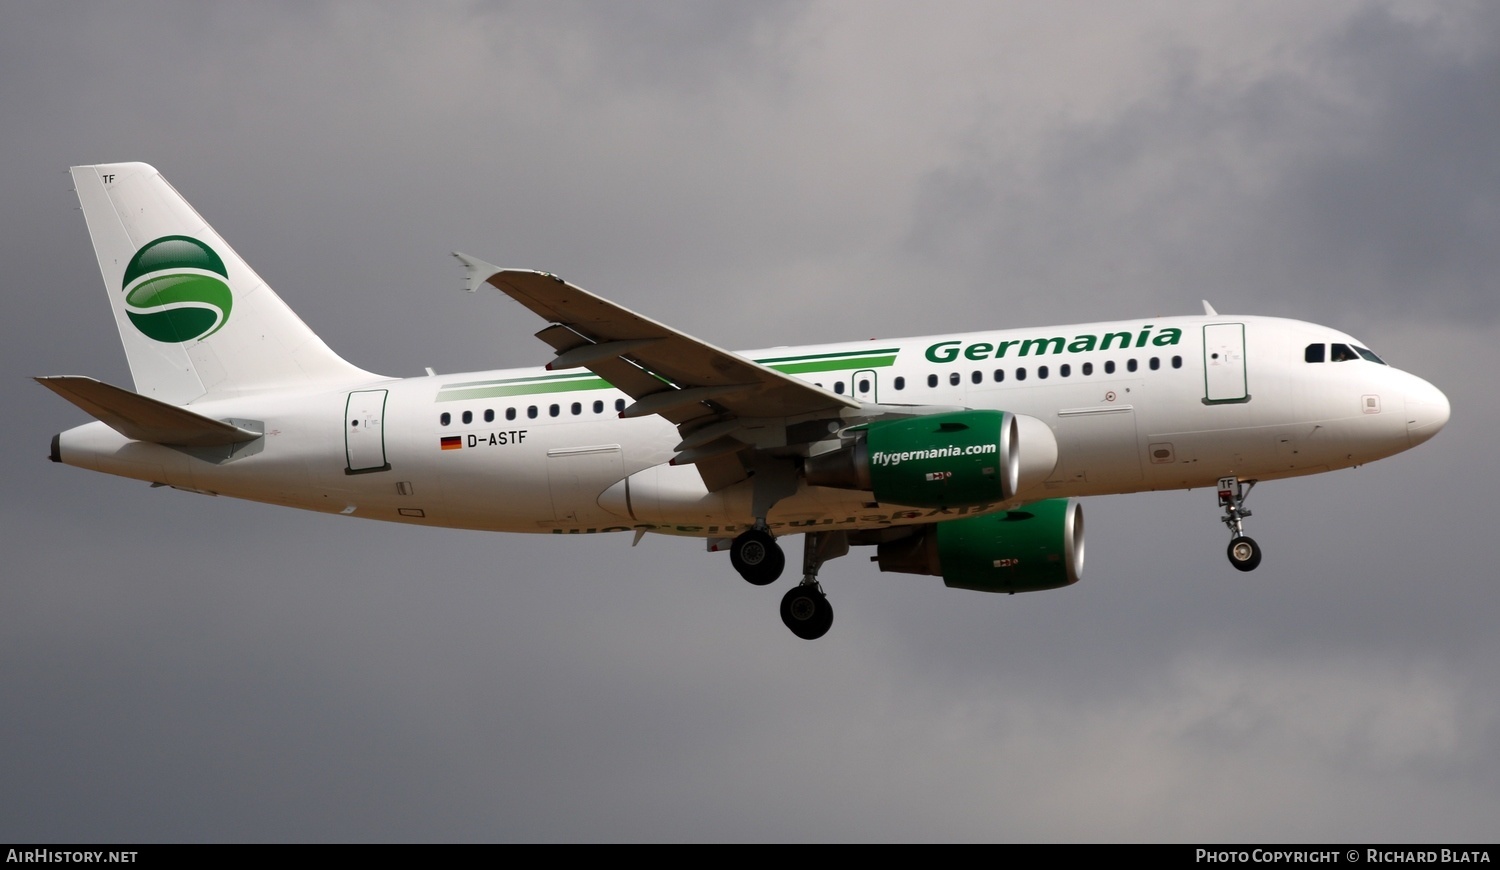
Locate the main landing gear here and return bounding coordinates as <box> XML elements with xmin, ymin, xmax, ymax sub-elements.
<box><xmin>1217</xmin><ymin>476</ymin><xmax>1262</xmax><ymax>572</ymax></box>
<box><xmin>778</xmin><ymin>532</ymin><xmax>846</xmax><ymax>640</ymax></box>
<box><xmin>730</xmin><ymin>527</ymin><xmax>845</xmax><ymax>639</ymax></box>
<box><xmin>730</xmin><ymin>461</ymin><xmax>844</xmax><ymax>639</ymax></box>
<box><xmin>781</xmin><ymin>583</ymin><xmax>832</xmax><ymax>641</ymax></box>
<box><xmin>730</xmin><ymin>527</ymin><xmax>784</xmax><ymax>586</ymax></box>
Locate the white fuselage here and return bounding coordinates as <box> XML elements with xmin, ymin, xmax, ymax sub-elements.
<box><xmin>55</xmin><ymin>313</ymin><xmax>1447</xmax><ymax>538</ymax></box>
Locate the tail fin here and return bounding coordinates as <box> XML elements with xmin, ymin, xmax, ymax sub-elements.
<box><xmin>70</xmin><ymin>163</ymin><xmax>376</xmax><ymax>404</ymax></box>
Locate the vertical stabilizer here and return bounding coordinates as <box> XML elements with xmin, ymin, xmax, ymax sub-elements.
<box><xmin>70</xmin><ymin>163</ymin><xmax>377</xmax><ymax>404</ymax></box>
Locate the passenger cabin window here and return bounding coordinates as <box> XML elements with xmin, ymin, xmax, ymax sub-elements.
<box><xmin>462</xmin><ymin>410</ymin><xmax>473</xmax><ymax>424</ymax></box>
<box><xmin>484</xmin><ymin>409</ymin><xmax>494</xmax><ymax>423</ymax></box>
<box><xmin>928</xmin><ymin>374</ymin><xmax>938</xmax><ymax>388</ymax></box>
<box><xmin>1082</xmin><ymin>362</ymin><xmax>1093</xmax><ymax>376</ymax></box>
<box><xmin>894</xmin><ymin>376</ymin><xmax>905</xmax><ymax>390</ymax></box>
<box><xmin>949</xmin><ymin>373</ymin><xmax>960</xmax><ymax>386</ymax></box>
<box><xmin>440</xmin><ymin>412</ymin><xmax>451</xmax><ymax>426</ymax></box>
<box><xmin>615</xmin><ymin>399</ymin><xmax>626</xmax><ymax>412</ymax></box>
<box><xmin>593</xmin><ymin>400</ymin><xmax>604</xmax><ymax>413</ymax></box>
<box><xmin>1105</xmin><ymin>361</ymin><xmax>1116</xmax><ymax>374</ymax></box>
<box><xmin>1127</xmin><ymin>359</ymin><xmax>1138</xmax><ymax>373</ymax></box>
<box><xmin>971</xmin><ymin>371</ymin><xmax>982</xmax><ymax>384</ymax></box>
<box><xmin>506</xmin><ymin>408</ymin><xmax>516</xmax><ymax>421</ymax></box>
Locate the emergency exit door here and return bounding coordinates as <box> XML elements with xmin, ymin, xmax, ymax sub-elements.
<box><xmin>345</xmin><ymin>390</ymin><xmax>391</xmax><ymax>474</ymax></box>
<box><xmin>1203</xmin><ymin>323</ymin><xmax>1249</xmax><ymax>404</ymax></box>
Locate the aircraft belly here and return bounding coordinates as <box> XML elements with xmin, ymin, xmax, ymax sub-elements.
<box><xmin>1141</xmin><ymin>415</ymin><xmax>1390</xmax><ymax>486</ymax></box>
<box><xmin>1050</xmin><ymin>404</ymin><xmax>1143</xmax><ymax>487</ymax></box>
<box><xmin>546</xmin><ymin>444</ymin><xmax>626</xmax><ymax>526</ymax></box>
<box><xmin>57</xmin><ymin>422</ymin><xmax>171</xmax><ymax>483</ymax></box>
<box><xmin>594</xmin><ymin>459</ymin><xmax>1014</xmax><ymax>536</ymax></box>
<box><xmin>58</xmin><ymin>417</ymin><xmax>333</xmax><ymax>510</ymax></box>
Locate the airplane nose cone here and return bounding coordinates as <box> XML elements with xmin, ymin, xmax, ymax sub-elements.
<box><xmin>1406</xmin><ymin>378</ymin><xmax>1450</xmax><ymax>447</ymax></box>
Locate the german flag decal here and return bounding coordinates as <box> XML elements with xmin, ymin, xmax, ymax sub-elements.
<box><xmin>440</xmin><ymin>436</ymin><xmax>462</xmax><ymax>450</ymax></box>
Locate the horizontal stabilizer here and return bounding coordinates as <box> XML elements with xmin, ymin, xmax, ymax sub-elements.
<box><xmin>35</xmin><ymin>376</ymin><xmax>261</xmax><ymax>447</ymax></box>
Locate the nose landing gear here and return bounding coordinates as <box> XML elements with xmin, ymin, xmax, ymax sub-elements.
<box><xmin>1218</xmin><ymin>476</ymin><xmax>1262</xmax><ymax>571</ymax></box>
<box><xmin>1227</xmin><ymin>535</ymin><xmax>1261</xmax><ymax>571</ymax></box>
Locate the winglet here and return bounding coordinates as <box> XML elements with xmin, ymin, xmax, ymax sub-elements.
<box><xmin>1202</xmin><ymin>300</ymin><xmax>1219</xmax><ymax>316</ymax></box>
<box><xmin>453</xmin><ymin>252</ymin><xmax>503</xmax><ymax>293</ymax></box>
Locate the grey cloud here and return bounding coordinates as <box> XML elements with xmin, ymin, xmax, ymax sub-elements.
<box><xmin>2</xmin><ymin>1</ymin><xmax>1495</xmax><ymax>842</ymax></box>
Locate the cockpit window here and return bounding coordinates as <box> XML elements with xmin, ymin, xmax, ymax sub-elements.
<box><xmin>1307</xmin><ymin>342</ymin><xmax>1387</xmax><ymax>365</ymax></box>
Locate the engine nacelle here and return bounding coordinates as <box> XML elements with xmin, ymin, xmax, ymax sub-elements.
<box><xmin>805</xmin><ymin>410</ymin><xmax>1057</xmax><ymax>509</ymax></box>
<box><xmin>874</xmin><ymin>498</ymin><xmax>1083</xmax><ymax>593</ymax></box>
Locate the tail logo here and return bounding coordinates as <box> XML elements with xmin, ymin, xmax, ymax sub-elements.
<box><xmin>121</xmin><ymin>236</ymin><xmax>233</xmax><ymax>343</ymax></box>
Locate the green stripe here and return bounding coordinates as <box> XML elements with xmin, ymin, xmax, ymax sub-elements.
<box><xmin>436</xmin><ymin>347</ymin><xmax>901</xmax><ymax>402</ymax></box>
<box><xmin>441</xmin><ymin>371</ymin><xmax>600</xmax><ymax>390</ymax></box>
<box><xmin>438</xmin><ymin>377</ymin><xmax>614</xmax><ymax>401</ymax></box>
<box><xmin>755</xmin><ymin>348</ymin><xmax>899</xmax><ymax>365</ymax></box>
<box><xmin>766</xmin><ymin>354</ymin><xmax>896</xmax><ymax>374</ymax></box>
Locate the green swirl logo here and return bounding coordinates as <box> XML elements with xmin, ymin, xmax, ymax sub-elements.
<box><xmin>122</xmin><ymin>236</ymin><xmax>232</xmax><ymax>343</ymax></box>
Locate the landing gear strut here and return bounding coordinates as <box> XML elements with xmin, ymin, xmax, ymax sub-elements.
<box><xmin>779</xmin><ymin>532</ymin><xmax>847</xmax><ymax>640</ymax></box>
<box><xmin>730</xmin><ymin>458</ymin><xmax>798</xmax><ymax>587</ymax></box>
<box><xmin>1217</xmin><ymin>476</ymin><xmax>1262</xmax><ymax>572</ymax></box>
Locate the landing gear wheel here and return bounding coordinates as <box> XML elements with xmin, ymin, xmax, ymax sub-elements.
<box><xmin>780</xmin><ymin>584</ymin><xmax>833</xmax><ymax>640</ymax></box>
<box><xmin>730</xmin><ymin>528</ymin><xmax>784</xmax><ymax>586</ymax></box>
<box><xmin>1227</xmin><ymin>535</ymin><xmax>1262</xmax><ymax>572</ymax></box>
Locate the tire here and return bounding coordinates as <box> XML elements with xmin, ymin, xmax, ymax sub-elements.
<box><xmin>780</xmin><ymin>584</ymin><xmax>833</xmax><ymax>640</ymax></box>
<box><xmin>1227</xmin><ymin>535</ymin><xmax>1262</xmax><ymax>572</ymax></box>
<box><xmin>730</xmin><ymin>528</ymin><xmax>784</xmax><ymax>586</ymax></box>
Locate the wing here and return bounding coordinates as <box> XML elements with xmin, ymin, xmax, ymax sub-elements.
<box><xmin>457</xmin><ymin>255</ymin><xmax>859</xmax><ymax>489</ymax></box>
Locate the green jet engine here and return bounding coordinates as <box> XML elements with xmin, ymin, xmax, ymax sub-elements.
<box><xmin>805</xmin><ymin>409</ymin><xmax>1057</xmax><ymax>509</ymax></box>
<box><xmin>874</xmin><ymin>498</ymin><xmax>1083</xmax><ymax>593</ymax></box>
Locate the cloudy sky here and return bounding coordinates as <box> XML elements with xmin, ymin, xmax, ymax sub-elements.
<box><xmin>2</xmin><ymin>1</ymin><xmax>1496</xmax><ymax>842</ymax></box>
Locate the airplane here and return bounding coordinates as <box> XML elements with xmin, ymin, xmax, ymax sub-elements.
<box><xmin>39</xmin><ymin>162</ymin><xmax>1451</xmax><ymax>639</ymax></box>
